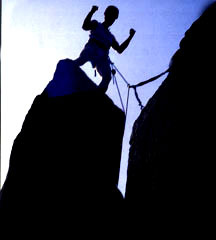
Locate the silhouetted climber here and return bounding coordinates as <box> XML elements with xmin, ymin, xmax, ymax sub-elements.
<box><xmin>74</xmin><ymin>5</ymin><xmax>136</xmax><ymax>92</ymax></box>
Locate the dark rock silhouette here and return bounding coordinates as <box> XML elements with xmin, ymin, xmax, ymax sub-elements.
<box><xmin>0</xmin><ymin>59</ymin><xmax>125</xmax><ymax>237</ymax></box>
<box><xmin>125</xmin><ymin>2</ymin><xmax>216</xmax><ymax>234</ymax></box>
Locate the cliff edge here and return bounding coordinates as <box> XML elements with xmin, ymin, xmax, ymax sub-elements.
<box><xmin>125</xmin><ymin>2</ymin><xmax>216</xmax><ymax>233</ymax></box>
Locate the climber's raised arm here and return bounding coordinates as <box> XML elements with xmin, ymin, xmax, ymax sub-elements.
<box><xmin>82</xmin><ymin>6</ymin><xmax>98</xmax><ymax>31</ymax></box>
<box><xmin>112</xmin><ymin>28</ymin><xmax>136</xmax><ymax>54</ymax></box>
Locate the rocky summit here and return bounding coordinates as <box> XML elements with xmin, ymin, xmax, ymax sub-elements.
<box><xmin>0</xmin><ymin>59</ymin><xmax>125</xmax><ymax>237</ymax></box>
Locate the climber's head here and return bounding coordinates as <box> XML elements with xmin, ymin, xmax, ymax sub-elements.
<box><xmin>104</xmin><ymin>6</ymin><xmax>119</xmax><ymax>27</ymax></box>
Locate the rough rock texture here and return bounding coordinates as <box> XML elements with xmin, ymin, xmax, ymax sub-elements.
<box><xmin>125</xmin><ymin>2</ymin><xmax>216</xmax><ymax>233</ymax></box>
<box><xmin>0</xmin><ymin>59</ymin><xmax>125</xmax><ymax>237</ymax></box>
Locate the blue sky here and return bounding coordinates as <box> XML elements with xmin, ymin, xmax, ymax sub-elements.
<box><xmin>1</xmin><ymin>0</ymin><xmax>214</xmax><ymax>194</ymax></box>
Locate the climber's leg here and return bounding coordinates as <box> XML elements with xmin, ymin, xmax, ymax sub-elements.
<box><xmin>74</xmin><ymin>56</ymin><xmax>88</xmax><ymax>67</ymax></box>
<box><xmin>74</xmin><ymin>48</ymin><xmax>90</xmax><ymax>67</ymax></box>
<box><xmin>97</xmin><ymin>61</ymin><xmax>112</xmax><ymax>93</ymax></box>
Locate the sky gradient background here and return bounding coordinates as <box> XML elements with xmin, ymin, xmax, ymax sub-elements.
<box><xmin>1</xmin><ymin>0</ymin><xmax>214</xmax><ymax>194</ymax></box>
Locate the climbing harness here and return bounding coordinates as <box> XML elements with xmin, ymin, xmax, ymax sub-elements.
<box><xmin>110</xmin><ymin>60</ymin><xmax>169</xmax><ymax>117</ymax></box>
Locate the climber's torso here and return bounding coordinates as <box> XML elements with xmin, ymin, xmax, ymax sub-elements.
<box><xmin>82</xmin><ymin>21</ymin><xmax>116</xmax><ymax>67</ymax></box>
<box><xmin>88</xmin><ymin>21</ymin><xmax>115</xmax><ymax>51</ymax></box>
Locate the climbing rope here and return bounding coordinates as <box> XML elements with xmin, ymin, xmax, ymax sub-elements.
<box><xmin>110</xmin><ymin>61</ymin><xmax>131</xmax><ymax>117</ymax></box>
<box><xmin>110</xmin><ymin>60</ymin><xmax>169</xmax><ymax>115</ymax></box>
<box><xmin>133</xmin><ymin>87</ymin><xmax>144</xmax><ymax>110</ymax></box>
<box><xmin>129</xmin><ymin>68</ymin><xmax>169</xmax><ymax>88</ymax></box>
<box><xmin>111</xmin><ymin>69</ymin><xmax>126</xmax><ymax>114</ymax></box>
<box><xmin>110</xmin><ymin>62</ymin><xmax>130</xmax><ymax>86</ymax></box>
<box><xmin>125</xmin><ymin>85</ymin><xmax>130</xmax><ymax>117</ymax></box>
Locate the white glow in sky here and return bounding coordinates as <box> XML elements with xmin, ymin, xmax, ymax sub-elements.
<box><xmin>1</xmin><ymin>0</ymin><xmax>213</xmax><ymax>194</ymax></box>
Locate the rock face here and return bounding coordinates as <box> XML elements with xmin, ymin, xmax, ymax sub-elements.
<box><xmin>125</xmin><ymin>2</ymin><xmax>216</xmax><ymax>230</ymax></box>
<box><xmin>0</xmin><ymin>59</ymin><xmax>125</xmax><ymax>236</ymax></box>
